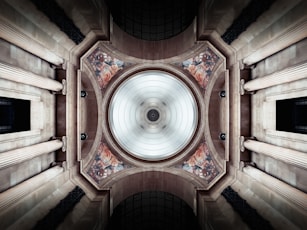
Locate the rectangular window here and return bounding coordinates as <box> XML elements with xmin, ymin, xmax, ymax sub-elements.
<box><xmin>276</xmin><ymin>96</ymin><xmax>307</xmax><ymax>134</ymax></box>
<box><xmin>0</xmin><ymin>97</ymin><xmax>30</xmax><ymax>134</ymax></box>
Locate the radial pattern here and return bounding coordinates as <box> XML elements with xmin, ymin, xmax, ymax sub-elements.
<box><xmin>108</xmin><ymin>71</ymin><xmax>198</xmax><ymax>160</ymax></box>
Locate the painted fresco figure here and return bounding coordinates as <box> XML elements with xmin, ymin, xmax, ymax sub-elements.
<box><xmin>88</xmin><ymin>143</ymin><xmax>124</xmax><ymax>182</ymax></box>
<box><xmin>183</xmin><ymin>143</ymin><xmax>219</xmax><ymax>182</ymax></box>
<box><xmin>87</xmin><ymin>48</ymin><xmax>124</xmax><ymax>88</ymax></box>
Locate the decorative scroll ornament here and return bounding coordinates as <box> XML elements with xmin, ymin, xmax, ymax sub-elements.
<box><xmin>182</xmin><ymin>47</ymin><xmax>220</xmax><ymax>89</ymax></box>
<box><xmin>87</xmin><ymin>47</ymin><xmax>124</xmax><ymax>88</ymax></box>
<box><xmin>182</xmin><ymin>142</ymin><xmax>219</xmax><ymax>183</ymax></box>
<box><xmin>87</xmin><ymin>143</ymin><xmax>126</xmax><ymax>183</ymax></box>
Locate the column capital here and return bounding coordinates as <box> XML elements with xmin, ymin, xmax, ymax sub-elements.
<box><xmin>239</xmin><ymin>161</ymin><xmax>256</xmax><ymax>171</ymax></box>
<box><xmin>51</xmin><ymin>79</ymin><xmax>67</xmax><ymax>95</ymax></box>
<box><xmin>51</xmin><ymin>136</ymin><xmax>67</xmax><ymax>152</ymax></box>
<box><xmin>240</xmin><ymin>136</ymin><xmax>257</xmax><ymax>152</ymax></box>
<box><xmin>240</xmin><ymin>79</ymin><xmax>256</xmax><ymax>95</ymax></box>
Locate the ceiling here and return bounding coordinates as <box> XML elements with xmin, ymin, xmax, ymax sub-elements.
<box><xmin>106</xmin><ymin>0</ymin><xmax>199</xmax><ymax>41</ymax></box>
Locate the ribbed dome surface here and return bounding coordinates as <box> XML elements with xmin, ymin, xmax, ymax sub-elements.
<box><xmin>108</xmin><ymin>71</ymin><xmax>198</xmax><ymax>160</ymax></box>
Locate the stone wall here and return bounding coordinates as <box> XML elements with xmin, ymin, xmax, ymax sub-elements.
<box><xmin>250</xmin><ymin>39</ymin><xmax>307</xmax><ymax>192</ymax></box>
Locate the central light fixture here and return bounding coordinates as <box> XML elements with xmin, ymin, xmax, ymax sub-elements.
<box><xmin>108</xmin><ymin>70</ymin><xmax>198</xmax><ymax>160</ymax></box>
<box><xmin>147</xmin><ymin>109</ymin><xmax>160</xmax><ymax>122</ymax></box>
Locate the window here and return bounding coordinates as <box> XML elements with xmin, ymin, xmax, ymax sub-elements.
<box><xmin>0</xmin><ymin>97</ymin><xmax>30</xmax><ymax>134</ymax></box>
<box><xmin>276</xmin><ymin>96</ymin><xmax>307</xmax><ymax>134</ymax></box>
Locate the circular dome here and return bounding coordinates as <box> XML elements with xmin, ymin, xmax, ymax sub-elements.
<box><xmin>108</xmin><ymin>70</ymin><xmax>198</xmax><ymax>160</ymax></box>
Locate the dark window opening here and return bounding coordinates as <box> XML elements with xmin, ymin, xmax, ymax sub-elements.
<box><xmin>0</xmin><ymin>97</ymin><xmax>30</xmax><ymax>134</ymax></box>
<box><xmin>276</xmin><ymin>97</ymin><xmax>307</xmax><ymax>134</ymax></box>
<box><xmin>106</xmin><ymin>191</ymin><xmax>200</xmax><ymax>230</ymax></box>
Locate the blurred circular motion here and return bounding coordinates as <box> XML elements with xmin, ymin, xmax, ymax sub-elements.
<box><xmin>108</xmin><ymin>70</ymin><xmax>198</xmax><ymax>160</ymax></box>
<box><xmin>147</xmin><ymin>109</ymin><xmax>160</xmax><ymax>122</ymax></box>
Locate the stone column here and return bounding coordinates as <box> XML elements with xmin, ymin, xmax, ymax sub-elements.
<box><xmin>0</xmin><ymin>62</ymin><xmax>64</xmax><ymax>92</ymax></box>
<box><xmin>243</xmin><ymin>19</ymin><xmax>307</xmax><ymax>65</ymax></box>
<box><xmin>0</xmin><ymin>139</ymin><xmax>63</xmax><ymax>170</ymax></box>
<box><xmin>243</xmin><ymin>139</ymin><xmax>307</xmax><ymax>170</ymax></box>
<box><xmin>0</xmin><ymin>165</ymin><xmax>63</xmax><ymax>210</ymax></box>
<box><xmin>0</xmin><ymin>17</ymin><xmax>63</xmax><ymax>66</ymax></box>
<box><xmin>243</xmin><ymin>165</ymin><xmax>307</xmax><ymax>211</ymax></box>
<box><xmin>243</xmin><ymin>62</ymin><xmax>307</xmax><ymax>92</ymax></box>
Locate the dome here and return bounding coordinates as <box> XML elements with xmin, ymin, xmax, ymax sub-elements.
<box><xmin>108</xmin><ymin>70</ymin><xmax>198</xmax><ymax>160</ymax></box>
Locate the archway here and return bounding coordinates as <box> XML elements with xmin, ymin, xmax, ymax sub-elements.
<box><xmin>106</xmin><ymin>190</ymin><xmax>200</xmax><ymax>230</ymax></box>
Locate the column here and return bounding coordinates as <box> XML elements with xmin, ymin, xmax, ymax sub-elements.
<box><xmin>0</xmin><ymin>62</ymin><xmax>63</xmax><ymax>92</ymax></box>
<box><xmin>0</xmin><ymin>139</ymin><xmax>63</xmax><ymax>170</ymax></box>
<box><xmin>243</xmin><ymin>139</ymin><xmax>307</xmax><ymax>170</ymax></box>
<box><xmin>243</xmin><ymin>165</ymin><xmax>307</xmax><ymax>211</ymax></box>
<box><xmin>0</xmin><ymin>165</ymin><xmax>63</xmax><ymax>210</ymax></box>
<box><xmin>243</xmin><ymin>62</ymin><xmax>307</xmax><ymax>92</ymax></box>
<box><xmin>0</xmin><ymin>17</ymin><xmax>63</xmax><ymax>66</ymax></box>
<box><xmin>243</xmin><ymin>19</ymin><xmax>307</xmax><ymax>65</ymax></box>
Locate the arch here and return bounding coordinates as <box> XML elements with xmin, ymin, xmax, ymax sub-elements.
<box><xmin>101</xmin><ymin>167</ymin><xmax>206</xmax><ymax>215</ymax></box>
<box><xmin>107</xmin><ymin>190</ymin><xmax>199</xmax><ymax>230</ymax></box>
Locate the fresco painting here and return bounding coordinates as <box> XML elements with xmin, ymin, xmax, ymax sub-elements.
<box><xmin>87</xmin><ymin>143</ymin><xmax>125</xmax><ymax>183</ymax></box>
<box><xmin>182</xmin><ymin>142</ymin><xmax>219</xmax><ymax>183</ymax></box>
<box><xmin>182</xmin><ymin>47</ymin><xmax>220</xmax><ymax>89</ymax></box>
<box><xmin>87</xmin><ymin>47</ymin><xmax>124</xmax><ymax>88</ymax></box>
